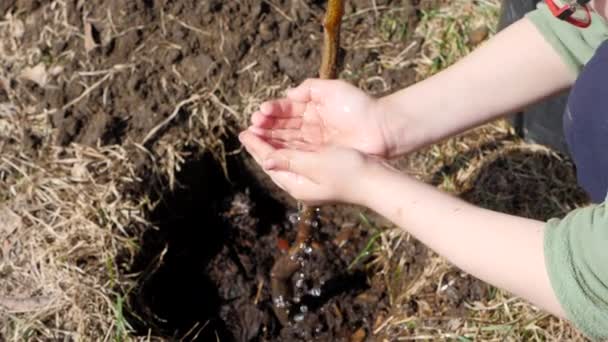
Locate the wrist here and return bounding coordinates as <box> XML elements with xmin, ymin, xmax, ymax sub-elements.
<box><xmin>350</xmin><ymin>159</ymin><xmax>395</xmax><ymax>208</ymax></box>
<box><xmin>375</xmin><ymin>94</ymin><xmax>428</xmax><ymax>158</ymax></box>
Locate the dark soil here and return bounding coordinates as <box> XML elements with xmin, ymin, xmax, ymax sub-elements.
<box><xmin>128</xmin><ymin>154</ymin><xmax>390</xmax><ymax>341</ymax></box>
<box><xmin>4</xmin><ymin>0</ymin><xmax>432</xmax><ymax>339</ymax></box>
<box><xmin>9</xmin><ymin>0</ymin><xmax>423</xmax><ymax>149</ymax></box>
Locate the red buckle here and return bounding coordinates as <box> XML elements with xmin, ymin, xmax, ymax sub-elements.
<box><xmin>545</xmin><ymin>0</ymin><xmax>592</xmax><ymax>28</ymax></box>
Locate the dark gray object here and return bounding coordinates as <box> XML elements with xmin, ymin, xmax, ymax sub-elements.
<box><xmin>498</xmin><ymin>0</ymin><xmax>571</xmax><ymax>154</ymax></box>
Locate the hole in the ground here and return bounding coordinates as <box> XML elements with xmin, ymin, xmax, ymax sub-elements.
<box><xmin>126</xmin><ymin>150</ymin><xmax>385</xmax><ymax>341</ymax></box>
<box><xmin>127</xmin><ymin>153</ymin><xmax>236</xmax><ymax>340</ymax></box>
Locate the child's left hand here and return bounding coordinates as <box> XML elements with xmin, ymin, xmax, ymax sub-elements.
<box><xmin>239</xmin><ymin>130</ymin><xmax>373</xmax><ymax>206</ymax></box>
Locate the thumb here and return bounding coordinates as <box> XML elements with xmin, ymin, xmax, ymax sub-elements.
<box><xmin>287</xmin><ymin>78</ymin><xmax>336</xmax><ymax>104</ymax></box>
<box><xmin>263</xmin><ymin>149</ymin><xmax>316</xmax><ymax>177</ymax></box>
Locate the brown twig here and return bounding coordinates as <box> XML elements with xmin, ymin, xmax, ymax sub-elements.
<box><xmin>270</xmin><ymin>0</ymin><xmax>345</xmax><ymax>326</ymax></box>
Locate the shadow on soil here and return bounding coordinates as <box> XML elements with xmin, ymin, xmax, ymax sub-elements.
<box><xmin>443</xmin><ymin>145</ymin><xmax>588</xmax><ymax>220</ymax></box>
<box><xmin>126</xmin><ymin>151</ymin><xmax>286</xmax><ymax>341</ymax></box>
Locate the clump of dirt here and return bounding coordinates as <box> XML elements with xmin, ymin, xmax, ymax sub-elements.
<box><xmin>128</xmin><ymin>154</ymin><xmax>389</xmax><ymax>341</ymax></box>
<box><xmin>6</xmin><ymin>0</ymin><xmax>422</xmax><ymax>150</ymax></box>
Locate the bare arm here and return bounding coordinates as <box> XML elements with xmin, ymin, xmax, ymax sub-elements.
<box><xmin>358</xmin><ymin>161</ymin><xmax>565</xmax><ymax>317</ymax></box>
<box><xmin>241</xmin><ymin>129</ymin><xmax>566</xmax><ymax>316</ymax></box>
<box><xmin>379</xmin><ymin>18</ymin><xmax>576</xmax><ymax>156</ymax></box>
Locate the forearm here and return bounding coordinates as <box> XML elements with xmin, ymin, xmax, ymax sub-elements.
<box><xmin>379</xmin><ymin>18</ymin><xmax>576</xmax><ymax>157</ymax></box>
<box><xmin>357</xmin><ymin>162</ymin><xmax>565</xmax><ymax>317</ymax></box>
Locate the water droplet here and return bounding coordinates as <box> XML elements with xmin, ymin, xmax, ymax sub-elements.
<box><xmin>311</xmin><ymin>220</ymin><xmax>319</xmax><ymax>228</ymax></box>
<box><xmin>304</xmin><ymin>246</ymin><xmax>313</xmax><ymax>254</ymax></box>
<box><xmin>310</xmin><ymin>288</ymin><xmax>321</xmax><ymax>297</ymax></box>
<box><xmin>293</xmin><ymin>313</ymin><xmax>305</xmax><ymax>322</ymax></box>
<box><xmin>297</xmin><ymin>272</ymin><xmax>305</xmax><ymax>279</ymax></box>
<box><xmin>293</xmin><ymin>296</ymin><xmax>301</xmax><ymax>303</ymax></box>
<box><xmin>288</xmin><ymin>213</ymin><xmax>300</xmax><ymax>224</ymax></box>
<box><xmin>296</xmin><ymin>278</ymin><xmax>304</xmax><ymax>288</ymax></box>
<box><xmin>300</xmin><ymin>305</ymin><xmax>308</xmax><ymax>313</ymax></box>
<box><xmin>274</xmin><ymin>296</ymin><xmax>288</xmax><ymax>308</ymax></box>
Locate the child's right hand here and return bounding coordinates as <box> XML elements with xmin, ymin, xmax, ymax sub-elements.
<box><xmin>248</xmin><ymin>79</ymin><xmax>394</xmax><ymax>158</ymax></box>
<box><xmin>239</xmin><ymin>130</ymin><xmax>375</xmax><ymax>206</ymax></box>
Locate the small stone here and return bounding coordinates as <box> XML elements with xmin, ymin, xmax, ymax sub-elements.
<box><xmin>468</xmin><ymin>26</ymin><xmax>489</xmax><ymax>46</ymax></box>
<box><xmin>259</xmin><ymin>21</ymin><xmax>276</xmax><ymax>42</ymax></box>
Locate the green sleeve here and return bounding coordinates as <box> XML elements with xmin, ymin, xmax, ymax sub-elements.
<box><xmin>544</xmin><ymin>202</ymin><xmax>608</xmax><ymax>341</ymax></box>
<box><xmin>526</xmin><ymin>3</ymin><xmax>608</xmax><ymax>74</ymax></box>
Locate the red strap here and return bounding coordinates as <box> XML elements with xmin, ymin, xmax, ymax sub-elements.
<box><xmin>544</xmin><ymin>0</ymin><xmax>591</xmax><ymax>28</ymax></box>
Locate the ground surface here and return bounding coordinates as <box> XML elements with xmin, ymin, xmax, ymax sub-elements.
<box><xmin>0</xmin><ymin>0</ymin><xmax>592</xmax><ymax>341</ymax></box>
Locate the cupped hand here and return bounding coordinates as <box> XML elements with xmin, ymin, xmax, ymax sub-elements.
<box><xmin>248</xmin><ymin>78</ymin><xmax>392</xmax><ymax>158</ymax></box>
<box><xmin>239</xmin><ymin>130</ymin><xmax>372</xmax><ymax>206</ymax></box>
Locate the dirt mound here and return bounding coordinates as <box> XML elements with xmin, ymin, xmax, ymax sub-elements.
<box><xmin>8</xmin><ymin>0</ymin><xmax>420</xmax><ymax>149</ymax></box>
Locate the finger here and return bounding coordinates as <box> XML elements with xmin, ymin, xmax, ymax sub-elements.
<box><xmin>263</xmin><ymin>149</ymin><xmax>317</xmax><ymax>177</ymax></box>
<box><xmin>270</xmin><ymin>170</ymin><xmax>325</xmax><ymax>206</ymax></box>
<box><xmin>259</xmin><ymin>99</ymin><xmax>306</xmax><ymax>118</ymax></box>
<box><xmin>251</xmin><ymin>111</ymin><xmax>303</xmax><ymax>129</ymax></box>
<box><xmin>269</xmin><ymin>170</ymin><xmax>315</xmax><ymax>197</ymax></box>
<box><xmin>286</xmin><ymin>78</ymin><xmax>337</xmax><ymax>104</ymax></box>
<box><xmin>246</xmin><ymin>134</ymin><xmax>317</xmax><ymax>152</ymax></box>
<box><xmin>248</xmin><ymin>126</ymin><xmax>303</xmax><ymax>142</ymax></box>
<box><xmin>239</xmin><ymin>130</ymin><xmax>276</xmax><ymax>165</ymax></box>
<box><xmin>266</xmin><ymin>170</ymin><xmax>288</xmax><ymax>191</ymax></box>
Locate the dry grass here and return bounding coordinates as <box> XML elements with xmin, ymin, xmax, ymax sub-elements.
<box><xmin>1</xmin><ymin>15</ymin><xmax>146</xmax><ymax>340</ymax></box>
<box><xmin>369</xmin><ymin>0</ymin><xmax>590</xmax><ymax>341</ymax></box>
<box><xmin>1</xmin><ymin>4</ymin><xmax>161</xmax><ymax>340</ymax></box>
<box><xmin>0</xmin><ymin>1</ymin><xmax>286</xmax><ymax>340</ymax></box>
<box><xmin>0</xmin><ymin>0</ymin><xmax>594</xmax><ymax>340</ymax></box>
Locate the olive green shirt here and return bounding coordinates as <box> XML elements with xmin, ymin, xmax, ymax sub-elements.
<box><xmin>526</xmin><ymin>4</ymin><xmax>608</xmax><ymax>340</ymax></box>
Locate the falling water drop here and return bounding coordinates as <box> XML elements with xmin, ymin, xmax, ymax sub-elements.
<box><xmin>274</xmin><ymin>296</ymin><xmax>288</xmax><ymax>308</ymax></box>
<box><xmin>289</xmin><ymin>213</ymin><xmax>300</xmax><ymax>224</ymax></box>
<box><xmin>310</xmin><ymin>287</ymin><xmax>321</xmax><ymax>297</ymax></box>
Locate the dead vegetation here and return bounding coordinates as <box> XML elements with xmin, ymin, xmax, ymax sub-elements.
<box><xmin>369</xmin><ymin>1</ymin><xmax>590</xmax><ymax>340</ymax></box>
<box><xmin>0</xmin><ymin>0</ymin><xmax>592</xmax><ymax>341</ymax></box>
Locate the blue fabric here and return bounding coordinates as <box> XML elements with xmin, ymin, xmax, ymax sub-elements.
<box><xmin>564</xmin><ymin>40</ymin><xmax>608</xmax><ymax>203</ymax></box>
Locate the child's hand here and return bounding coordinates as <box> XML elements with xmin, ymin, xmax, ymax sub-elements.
<box><xmin>248</xmin><ymin>79</ymin><xmax>392</xmax><ymax>158</ymax></box>
<box><xmin>239</xmin><ymin>130</ymin><xmax>372</xmax><ymax>206</ymax></box>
